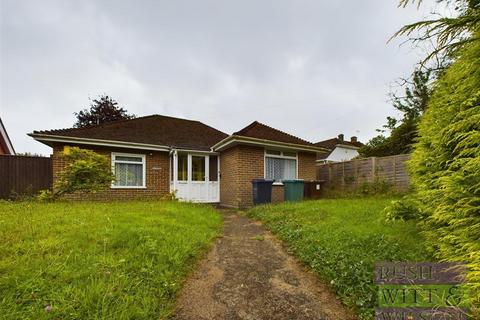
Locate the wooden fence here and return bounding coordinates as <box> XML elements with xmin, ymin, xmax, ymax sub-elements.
<box><xmin>0</xmin><ymin>155</ymin><xmax>52</xmax><ymax>199</ymax></box>
<box><xmin>316</xmin><ymin>154</ymin><xmax>411</xmax><ymax>192</ymax></box>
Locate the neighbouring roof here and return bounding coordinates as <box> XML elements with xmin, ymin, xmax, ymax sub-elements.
<box><xmin>31</xmin><ymin>115</ymin><xmax>228</xmax><ymax>151</ymax></box>
<box><xmin>315</xmin><ymin>137</ymin><xmax>363</xmax><ymax>150</ymax></box>
<box><xmin>0</xmin><ymin>117</ymin><xmax>15</xmax><ymax>155</ymax></box>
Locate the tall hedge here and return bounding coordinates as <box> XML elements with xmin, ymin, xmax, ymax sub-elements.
<box><xmin>409</xmin><ymin>36</ymin><xmax>480</xmax><ymax>311</ymax></box>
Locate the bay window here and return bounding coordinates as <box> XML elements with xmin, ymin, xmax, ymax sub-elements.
<box><xmin>112</xmin><ymin>153</ymin><xmax>146</xmax><ymax>188</ymax></box>
<box><xmin>265</xmin><ymin>150</ymin><xmax>297</xmax><ymax>182</ymax></box>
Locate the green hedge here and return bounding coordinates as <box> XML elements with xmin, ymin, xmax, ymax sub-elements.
<box><xmin>409</xmin><ymin>35</ymin><xmax>480</xmax><ymax>314</ymax></box>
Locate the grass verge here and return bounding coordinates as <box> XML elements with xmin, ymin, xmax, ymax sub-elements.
<box><xmin>247</xmin><ymin>197</ymin><xmax>430</xmax><ymax>319</ymax></box>
<box><xmin>0</xmin><ymin>200</ymin><xmax>221</xmax><ymax>319</ymax></box>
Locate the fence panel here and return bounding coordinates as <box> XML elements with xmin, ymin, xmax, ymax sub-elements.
<box><xmin>316</xmin><ymin>154</ymin><xmax>411</xmax><ymax>192</ymax></box>
<box><xmin>0</xmin><ymin>155</ymin><xmax>52</xmax><ymax>199</ymax></box>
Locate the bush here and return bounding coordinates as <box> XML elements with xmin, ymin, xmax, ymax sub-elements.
<box><xmin>321</xmin><ymin>179</ymin><xmax>394</xmax><ymax>198</ymax></box>
<box><xmin>54</xmin><ymin>147</ymin><xmax>114</xmax><ymax>197</ymax></box>
<box><xmin>36</xmin><ymin>189</ymin><xmax>55</xmax><ymax>202</ymax></box>
<box><xmin>384</xmin><ymin>196</ymin><xmax>423</xmax><ymax>221</ymax></box>
<box><xmin>408</xmin><ymin>36</ymin><xmax>480</xmax><ymax>313</ymax></box>
<box><xmin>358</xmin><ymin>179</ymin><xmax>392</xmax><ymax>196</ymax></box>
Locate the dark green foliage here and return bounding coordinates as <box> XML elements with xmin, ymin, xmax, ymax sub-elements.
<box><xmin>74</xmin><ymin>95</ymin><xmax>135</xmax><ymax>128</ymax></box>
<box><xmin>359</xmin><ymin>119</ymin><xmax>419</xmax><ymax>157</ymax></box>
<box><xmin>359</xmin><ymin>70</ymin><xmax>431</xmax><ymax>157</ymax></box>
<box><xmin>357</xmin><ymin>179</ymin><xmax>392</xmax><ymax>196</ymax></box>
<box><xmin>55</xmin><ymin>147</ymin><xmax>114</xmax><ymax>196</ymax></box>
<box><xmin>358</xmin><ymin>136</ymin><xmax>391</xmax><ymax>157</ymax></box>
<box><xmin>248</xmin><ymin>198</ymin><xmax>430</xmax><ymax>319</ymax></box>
<box><xmin>390</xmin><ymin>70</ymin><xmax>431</xmax><ymax>120</ymax></box>
<box><xmin>409</xmin><ymin>37</ymin><xmax>480</xmax><ymax>312</ymax></box>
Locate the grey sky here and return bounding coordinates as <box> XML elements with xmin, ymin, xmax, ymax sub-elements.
<box><xmin>1</xmin><ymin>0</ymin><xmax>438</xmax><ymax>155</ymax></box>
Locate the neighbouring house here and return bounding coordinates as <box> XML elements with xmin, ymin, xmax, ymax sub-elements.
<box><xmin>29</xmin><ymin>115</ymin><xmax>328</xmax><ymax>208</ymax></box>
<box><xmin>315</xmin><ymin>134</ymin><xmax>363</xmax><ymax>164</ymax></box>
<box><xmin>0</xmin><ymin>117</ymin><xmax>15</xmax><ymax>155</ymax></box>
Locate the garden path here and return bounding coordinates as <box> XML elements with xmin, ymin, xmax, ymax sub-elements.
<box><xmin>173</xmin><ymin>210</ymin><xmax>355</xmax><ymax>320</ymax></box>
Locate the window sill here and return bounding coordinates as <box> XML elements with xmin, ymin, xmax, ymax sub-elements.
<box><xmin>272</xmin><ymin>182</ymin><xmax>284</xmax><ymax>186</ymax></box>
<box><xmin>110</xmin><ymin>186</ymin><xmax>147</xmax><ymax>189</ymax></box>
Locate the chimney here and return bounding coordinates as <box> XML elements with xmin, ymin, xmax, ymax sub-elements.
<box><xmin>338</xmin><ymin>134</ymin><xmax>344</xmax><ymax>141</ymax></box>
<box><xmin>351</xmin><ymin>136</ymin><xmax>357</xmax><ymax>143</ymax></box>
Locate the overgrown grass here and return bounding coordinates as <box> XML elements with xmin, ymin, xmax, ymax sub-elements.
<box><xmin>0</xmin><ymin>200</ymin><xmax>221</xmax><ymax>319</ymax></box>
<box><xmin>248</xmin><ymin>198</ymin><xmax>431</xmax><ymax>319</ymax></box>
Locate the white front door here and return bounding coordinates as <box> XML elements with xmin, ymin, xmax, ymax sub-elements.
<box><xmin>170</xmin><ymin>152</ymin><xmax>220</xmax><ymax>203</ymax></box>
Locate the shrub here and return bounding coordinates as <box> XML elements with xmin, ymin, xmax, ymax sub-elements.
<box><xmin>322</xmin><ymin>179</ymin><xmax>394</xmax><ymax>198</ymax></box>
<box><xmin>384</xmin><ymin>196</ymin><xmax>423</xmax><ymax>221</ymax></box>
<box><xmin>408</xmin><ymin>36</ymin><xmax>480</xmax><ymax>313</ymax></box>
<box><xmin>37</xmin><ymin>189</ymin><xmax>55</xmax><ymax>202</ymax></box>
<box><xmin>358</xmin><ymin>179</ymin><xmax>391</xmax><ymax>196</ymax></box>
<box><xmin>54</xmin><ymin>147</ymin><xmax>114</xmax><ymax>197</ymax></box>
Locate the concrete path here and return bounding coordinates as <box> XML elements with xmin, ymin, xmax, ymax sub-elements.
<box><xmin>172</xmin><ymin>210</ymin><xmax>356</xmax><ymax>320</ymax></box>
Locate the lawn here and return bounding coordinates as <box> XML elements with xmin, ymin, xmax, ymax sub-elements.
<box><xmin>248</xmin><ymin>197</ymin><xmax>431</xmax><ymax>319</ymax></box>
<box><xmin>0</xmin><ymin>200</ymin><xmax>222</xmax><ymax>320</ymax></box>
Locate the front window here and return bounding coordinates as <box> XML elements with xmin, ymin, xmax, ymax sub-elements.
<box><xmin>112</xmin><ymin>153</ymin><xmax>146</xmax><ymax>188</ymax></box>
<box><xmin>265</xmin><ymin>150</ymin><xmax>297</xmax><ymax>182</ymax></box>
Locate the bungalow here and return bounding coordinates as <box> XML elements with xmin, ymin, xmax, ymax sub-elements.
<box><xmin>0</xmin><ymin>117</ymin><xmax>15</xmax><ymax>155</ymax></box>
<box><xmin>315</xmin><ymin>134</ymin><xmax>363</xmax><ymax>164</ymax></box>
<box><xmin>29</xmin><ymin>115</ymin><xmax>328</xmax><ymax>208</ymax></box>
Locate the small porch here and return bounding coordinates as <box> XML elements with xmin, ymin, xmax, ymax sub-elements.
<box><xmin>169</xmin><ymin>150</ymin><xmax>220</xmax><ymax>203</ymax></box>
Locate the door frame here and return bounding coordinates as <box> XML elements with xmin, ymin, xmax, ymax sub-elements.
<box><xmin>170</xmin><ymin>149</ymin><xmax>220</xmax><ymax>202</ymax></box>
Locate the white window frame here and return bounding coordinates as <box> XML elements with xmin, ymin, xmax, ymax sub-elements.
<box><xmin>111</xmin><ymin>152</ymin><xmax>146</xmax><ymax>189</ymax></box>
<box><xmin>264</xmin><ymin>150</ymin><xmax>298</xmax><ymax>185</ymax></box>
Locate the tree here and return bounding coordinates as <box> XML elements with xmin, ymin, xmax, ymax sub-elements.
<box><xmin>393</xmin><ymin>0</ymin><xmax>480</xmax><ymax>65</ymax></box>
<box><xmin>74</xmin><ymin>95</ymin><xmax>135</xmax><ymax>128</ymax></box>
<box><xmin>409</xmin><ymin>36</ymin><xmax>480</xmax><ymax>313</ymax></box>
<box><xmin>387</xmin><ymin>1</ymin><xmax>480</xmax><ymax>313</ymax></box>
<box><xmin>359</xmin><ymin>70</ymin><xmax>431</xmax><ymax>157</ymax></box>
<box><xmin>54</xmin><ymin>147</ymin><xmax>115</xmax><ymax>196</ymax></box>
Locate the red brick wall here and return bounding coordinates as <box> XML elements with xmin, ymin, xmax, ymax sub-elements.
<box><xmin>52</xmin><ymin>144</ymin><xmax>170</xmax><ymax>200</ymax></box>
<box><xmin>236</xmin><ymin>145</ymin><xmax>265</xmax><ymax>208</ymax></box>
<box><xmin>220</xmin><ymin>145</ymin><xmax>264</xmax><ymax>208</ymax></box>
<box><xmin>271</xmin><ymin>185</ymin><xmax>285</xmax><ymax>203</ymax></box>
<box><xmin>298</xmin><ymin>152</ymin><xmax>317</xmax><ymax>180</ymax></box>
<box><xmin>220</xmin><ymin>145</ymin><xmax>317</xmax><ymax>208</ymax></box>
<box><xmin>219</xmin><ymin>147</ymin><xmax>237</xmax><ymax>207</ymax></box>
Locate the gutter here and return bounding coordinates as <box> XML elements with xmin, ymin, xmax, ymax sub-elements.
<box><xmin>28</xmin><ymin>133</ymin><xmax>171</xmax><ymax>152</ymax></box>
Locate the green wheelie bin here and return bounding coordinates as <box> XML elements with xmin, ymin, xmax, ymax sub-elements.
<box><xmin>283</xmin><ymin>180</ymin><xmax>305</xmax><ymax>201</ymax></box>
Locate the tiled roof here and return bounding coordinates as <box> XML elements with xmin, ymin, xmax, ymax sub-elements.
<box><xmin>33</xmin><ymin>115</ymin><xmax>228</xmax><ymax>151</ymax></box>
<box><xmin>233</xmin><ymin>121</ymin><xmax>315</xmax><ymax>147</ymax></box>
<box><xmin>315</xmin><ymin>137</ymin><xmax>363</xmax><ymax>150</ymax></box>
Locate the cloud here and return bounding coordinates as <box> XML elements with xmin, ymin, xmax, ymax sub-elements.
<box><xmin>0</xmin><ymin>0</ymin><xmax>437</xmax><ymax>154</ymax></box>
